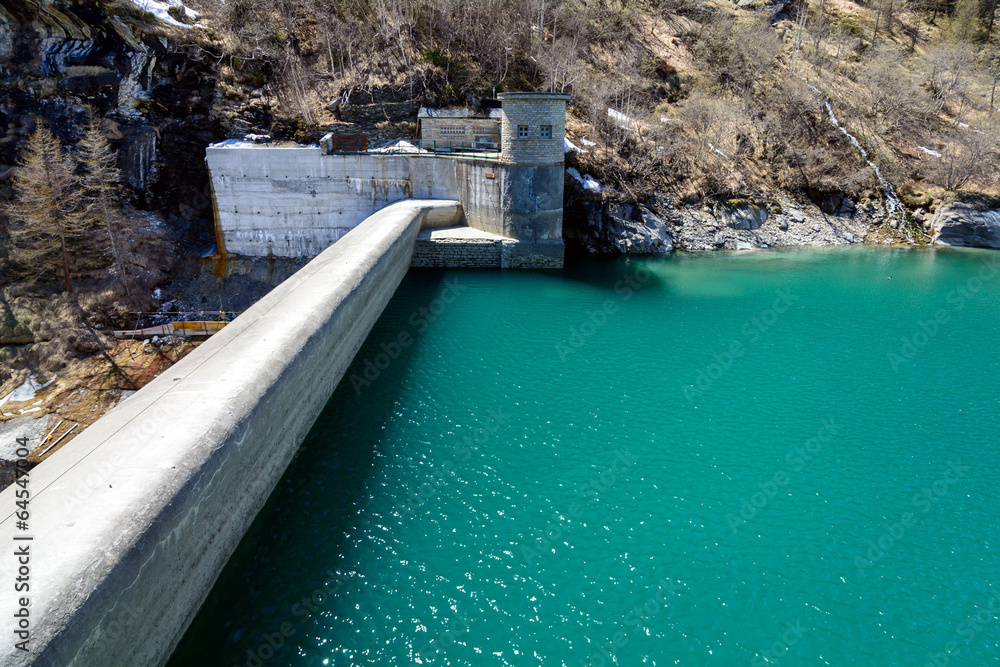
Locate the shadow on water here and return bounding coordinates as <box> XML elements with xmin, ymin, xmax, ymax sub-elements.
<box><xmin>167</xmin><ymin>270</ymin><xmax>447</xmax><ymax>667</ymax></box>
<box><xmin>561</xmin><ymin>253</ymin><xmax>669</xmax><ymax>292</ymax></box>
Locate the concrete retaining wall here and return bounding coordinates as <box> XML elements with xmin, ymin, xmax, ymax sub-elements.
<box><xmin>206</xmin><ymin>146</ymin><xmax>564</xmax><ymax>268</ymax></box>
<box><xmin>0</xmin><ymin>200</ymin><xmax>463</xmax><ymax>667</ymax></box>
<box><xmin>208</xmin><ymin>147</ymin><xmax>471</xmax><ymax>257</ymax></box>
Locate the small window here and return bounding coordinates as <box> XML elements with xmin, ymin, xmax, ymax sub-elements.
<box><xmin>441</xmin><ymin>126</ymin><xmax>465</xmax><ymax>136</ymax></box>
<box><xmin>518</xmin><ymin>125</ymin><xmax>530</xmax><ymax>138</ymax></box>
<box><xmin>540</xmin><ymin>124</ymin><xmax>552</xmax><ymax>138</ymax></box>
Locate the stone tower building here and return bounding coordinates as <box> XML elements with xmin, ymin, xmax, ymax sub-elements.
<box><xmin>494</xmin><ymin>92</ymin><xmax>571</xmax><ymax>268</ymax></box>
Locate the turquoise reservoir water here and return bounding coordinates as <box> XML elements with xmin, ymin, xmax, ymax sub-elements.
<box><xmin>170</xmin><ymin>247</ymin><xmax>1000</xmax><ymax>666</ymax></box>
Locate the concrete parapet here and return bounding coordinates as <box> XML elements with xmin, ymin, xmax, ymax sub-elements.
<box><xmin>0</xmin><ymin>199</ymin><xmax>462</xmax><ymax>667</ymax></box>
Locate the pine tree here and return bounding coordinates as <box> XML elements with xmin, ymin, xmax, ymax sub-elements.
<box><xmin>78</xmin><ymin>119</ymin><xmax>130</xmax><ymax>299</ymax></box>
<box><xmin>6</xmin><ymin>126</ymin><xmax>85</xmax><ymax>292</ymax></box>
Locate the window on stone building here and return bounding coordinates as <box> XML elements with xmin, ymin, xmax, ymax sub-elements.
<box><xmin>540</xmin><ymin>124</ymin><xmax>552</xmax><ymax>138</ymax></box>
<box><xmin>441</xmin><ymin>126</ymin><xmax>465</xmax><ymax>135</ymax></box>
<box><xmin>518</xmin><ymin>125</ymin><xmax>530</xmax><ymax>138</ymax></box>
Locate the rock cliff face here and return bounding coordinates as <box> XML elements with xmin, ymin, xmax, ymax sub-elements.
<box><xmin>0</xmin><ymin>0</ymin><xmax>236</xmax><ymax>245</ymax></box>
<box><xmin>565</xmin><ymin>193</ymin><xmax>871</xmax><ymax>254</ymax></box>
<box><xmin>932</xmin><ymin>203</ymin><xmax>1000</xmax><ymax>248</ymax></box>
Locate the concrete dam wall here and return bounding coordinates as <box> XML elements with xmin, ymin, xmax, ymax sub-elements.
<box><xmin>0</xmin><ymin>200</ymin><xmax>462</xmax><ymax>666</ymax></box>
<box><xmin>207</xmin><ymin>145</ymin><xmax>564</xmax><ymax>268</ymax></box>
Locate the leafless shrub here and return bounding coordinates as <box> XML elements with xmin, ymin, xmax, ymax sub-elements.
<box><xmin>929</xmin><ymin>119</ymin><xmax>1000</xmax><ymax>190</ymax></box>
<box><xmin>694</xmin><ymin>13</ymin><xmax>781</xmax><ymax>100</ymax></box>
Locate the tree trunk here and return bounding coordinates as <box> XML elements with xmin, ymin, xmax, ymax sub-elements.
<box><xmin>100</xmin><ymin>190</ymin><xmax>130</xmax><ymax>299</ymax></box>
<box><xmin>60</xmin><ymin>233</ymin><xmax>72</xmax><ymax>293</ymax></box>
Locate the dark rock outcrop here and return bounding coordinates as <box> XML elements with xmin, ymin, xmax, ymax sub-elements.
<box><xmin>932</xmin><ymin>203</ymin><xmax>1000</xmax><ymax>248</ymax></box>
<box><xmin>565</xmin><ymin>201</ymin><xmax>674</xmax><ymax>255</ymax></box>
<box><xmin>566</xmin><ymin>193</ymin><xmax>870</xmax><ymax>253</ymax></box>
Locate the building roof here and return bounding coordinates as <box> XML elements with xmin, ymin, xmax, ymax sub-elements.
<box><xmin>417</xmin><ymin>106</ymin><xmax>502</xmax><ymax>120</ymax></box>
<box><xmin>496</xmin><ymin>92</ymin><xmax>571</xmax><ymax>100</ymax></box>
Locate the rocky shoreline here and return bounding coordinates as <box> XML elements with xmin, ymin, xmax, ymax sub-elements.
<box><xmin>565</xmin><ymin>190</ymin><xmax>1000</xmax><ymax>255</ymax></box>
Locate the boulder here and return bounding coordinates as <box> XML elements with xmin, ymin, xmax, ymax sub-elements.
<box><xmin>564</xmin><ymin>202</ymin><xmax>673</xmax><ymax>254</ymax></box>
<box><xmin>717</xmin><ymin>202</ymin><xmax>768</xmax><ymax>230</ymax></box>
<box><xmin>810</xmin><ymin>191</ymin><xmax>856</xmax><ymax>216</ymax></box>
<box><xmin>606</xmin><ymin>206</ymin><xmax>674</xmax><ymax>254</ymax></box>
<box><xmin>931</xmin><ymin>203</ymin><xmax>1000</xmax><ymax>248</ymax></box>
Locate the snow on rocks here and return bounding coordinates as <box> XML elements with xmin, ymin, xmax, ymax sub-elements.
<box><xmin>566</xmin><ymin>167</ymin><xmax>602</xmax><ymax>192</ymax></box>
<box><xmin>125</xmin><ymin>0</ymin><xmax>198</xmax><ymax>28</ymax></box>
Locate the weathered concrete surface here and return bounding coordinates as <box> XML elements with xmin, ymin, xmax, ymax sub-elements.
<box><xmin>208</xmin><ymin>145</ymin><xmax>469</xmax><ymax>257</ymax></box>
<box><xmin>500</xmin><ymin>164</ymin><xmax>566</xmax><ymax>268</ymax></box>
<box><xmin>0</xmin><ymin>199</ymin><xmax>462</xmax><ymax>667</ymax></box>
<box><xmin>207</xmin><ymin>146</ymin><xmax>462</xmax><ymax>256</ymax></box>
<box><xmin>207</xmin><ymin>145</ymin><xmax>565</xmax><ymax>267</ymax></box>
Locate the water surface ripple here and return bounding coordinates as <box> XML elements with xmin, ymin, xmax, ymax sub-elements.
<box><xmin>170</xmin><ymin>247</ymin><xmax>1000</xmax><ymax>666</ymax></box>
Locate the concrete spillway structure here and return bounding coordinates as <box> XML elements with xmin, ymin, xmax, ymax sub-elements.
<box><xmin>0</xmin><ymin>200</ymin><xmax>462</xmax><ymax>666</ymax></box>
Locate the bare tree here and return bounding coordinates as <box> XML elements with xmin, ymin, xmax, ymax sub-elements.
<box><xmin>78</xmin><ymin>119</ymin><xmax>131</xmax><ymax>299</ymax></box>
<box><xmin>855</xmin><ymin>51</ymin><xmax>923</xmax><ymax>139</ymax></box>
<box><xmin>873</xmin><ymin>0</ymin><xmax>908</xmax><ymax>44</ymax></box>
<box><xmin>930</xmin><ymin>119</ymin><xmax>1000</xmax><ymax>189</ymax></box>
<box><xmin>6</xmin><ymin>127</ymin><xmax>86</xmax><ymax>292</ymax></box>
<box><xmin>695</xmin><ymin>13</ymin><xmax>781</xmax><ymax>100</ymax></box>
<box><xmin>926</xmin><ymin>42</ymin><xmax>977</xmax><ymax>112</ymax></box>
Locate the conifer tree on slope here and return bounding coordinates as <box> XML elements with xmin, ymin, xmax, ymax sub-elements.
<box><xmin>7</xmin><ymin>126</ymin><xmax>85</xmax><ymax>293</ymax></box>
<box><xmin>79</xmin><ymin>119</ymin><xmax>130</xmax><ymax>299</ymax></box>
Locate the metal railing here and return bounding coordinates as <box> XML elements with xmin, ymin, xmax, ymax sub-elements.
<box><xmin>324</xmin><ymin>138</ymin><xmax>501</xmax><ymax>160</ymax></box>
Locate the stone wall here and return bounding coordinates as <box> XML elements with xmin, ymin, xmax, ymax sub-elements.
<box><xmin>420</xmin><ymin>118</ymin><xmax>499</xmax><ymax>148</ymax></box>
<box><xmin>497</xmin><ymin>93</ymin><xmax>570</xmax><ymax>165</ymax></box>
<box><xmin>411</xmin><ymin>238</ymin><xmax>502</xmax><ymax>268</ymax></box>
